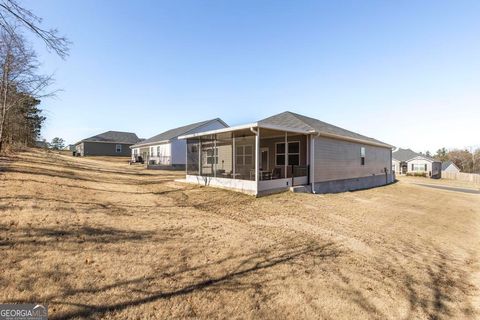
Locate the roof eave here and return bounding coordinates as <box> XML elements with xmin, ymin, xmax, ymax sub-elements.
<box><xmin>178</xmin><ymin>122</ymin><xmax>311</xmax><ymax>139</ymax></box>
<box><xmin>314</xmin><ymin>131</ymin><xmax>393</xmax><ymax>149</ymax></box>
<box><xmin>130</xmin><ymin>139</ymin><xmax>171</xmax><ymax>148</ymax></box>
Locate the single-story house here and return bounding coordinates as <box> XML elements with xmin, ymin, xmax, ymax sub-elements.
<box><xmin>405</xmin><ymin>156</ymin><xmax>442</xmax><ymax>178</ymax></box>
<box><xmin>130</xmin><ymin>118</ymin><xmax>228</xmax><ymax>168</ymax></box>
<box><xmin>75</xmin><ymin>131</ymin><xmax>142</xmax><ymax>157</ymax></box>
<box><xmin>392</xmin><ymin>148</ymin><xmax>441</xmax><ymax>178</ymax></box>
<box><xmin>178</xmin><ymin>111</ymin><xmax>395</xmax><ymax>196</ymax></box>
<box><xmin>442</xmin><ymin>161</ymin><xmax>460</xmax><ymax>173</ymax></box>
<box><xmin>392</xmin><ymin>148</ymin><xmax>419</xmax><ymax>174</ymax></box>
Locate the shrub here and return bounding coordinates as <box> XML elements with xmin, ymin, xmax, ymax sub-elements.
<box><xmin>406</xmin><ymin>172</ymin><xmax>427</xmax><ymax>177</ymax></box>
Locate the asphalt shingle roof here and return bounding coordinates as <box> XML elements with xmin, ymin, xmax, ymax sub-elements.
<box><xmin>392</xmin><ymin>148</ymin><xmax>421</xmax><ymax>161</ymax></box>
<box><xmin>80</xmin><ymin>131</ymin><xmax>141</xmax><ymax>144</ymax></box>
<box><xmin>258</xmin><ymin>111</ymin><xmax>391</xmax><ymax>147</ymax></box>
<box><xmin>442</xmin><ymin>161</ymin><xmax>456</xmax><ymax>170</ymax></box>
<box><xmin>132</xmin><ymin>118</ymin><xmax>226</xmax><ymax>147</ymax></box>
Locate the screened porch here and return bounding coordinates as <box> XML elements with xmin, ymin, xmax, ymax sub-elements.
<box><xmin>184</xmin><ymin>127</ymin><xmax>309</xmax><ymax>193</ymax></box>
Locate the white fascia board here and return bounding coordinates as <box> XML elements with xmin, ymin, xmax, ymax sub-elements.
<box><xmin>129</xmin><ymin>140</ymin><xmax>170</xmax><ymax>149</ymax></box>
<box><xmin>178</xmin><ymin>122</ymin><xmax>311</xmax><ymax>139</ymax></box>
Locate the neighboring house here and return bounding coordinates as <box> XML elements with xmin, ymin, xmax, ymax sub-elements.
<box><xmin>406</xmin><ymin>156</ymin><xmax>442</xmax><ymax>179</ymax></box>
<box><xmin>130</xmin><ymin>118</ymin><xmax>228</xmax><ymax>168</ymax></box>
<box><xmin>392</xmin><ymin>148</ymin><xmax>441</xmax><ymax>178</ymax></box>
<box><xmin>75</xmin><ymin>131</ymin><xmax>142</xmax><ymax>156</ymax></box>
<box><xmin>392</xmin><ymin>148</ymin><xmax>419</xmax><ymax>174</ymax></box>
<box><xmin>63</xmin><ymin>144</ymin><xmax>75</xmax><ymax>151</ymax></box>
<box><xmin>178</xmin><ymin>111</ymin><xmax>395</xmax><ymax>196</ymax></box>
<box><xmin>442</xmin><ymin>161</ymin><xmax>460</xmax><ymax>173</ymax></box>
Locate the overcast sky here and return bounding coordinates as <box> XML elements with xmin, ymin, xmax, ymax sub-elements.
<box><xmin>25</xmin><ymin>0</ymin><xmax>480</xmax><ymax>152</ymax></box>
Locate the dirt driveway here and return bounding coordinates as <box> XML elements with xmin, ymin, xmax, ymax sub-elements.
<box><xmin>1</xmin><ymin>150</ymin><xmax>479</xmax><ymax>319</ymax></box>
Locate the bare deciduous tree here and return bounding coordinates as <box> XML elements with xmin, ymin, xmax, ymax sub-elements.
<box><xmin>0</xmin><ymin>30</ymin><xmax>52</xmax><ymax>152</ymax></box>
<box><xmin>0</xmin><ymin>0</ymin><xmax>70</xmax><ymax>58</ymax></box>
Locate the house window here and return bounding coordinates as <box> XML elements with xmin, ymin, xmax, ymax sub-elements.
<box><xmin>116</xmin><ymin>144</ymin><xmax>122</xmax><ymax>153</ymax></box>
<box><xmin>150</xmin><ymin>147</ymin><xmax>153</xmax><ymax>156</ymax></box>
<box><xmin>275</xmin><ymin>142</ymin><xmax>300</xmax><ymax>166</ymax></box>
<box><xmin>157</xmin><ymin>146</ymin><xmax>160</xmax><ymax>156</ymax></box>
<box><xmin>236</xmin><ymin>145</ymin><xmax>253</xmax><ymax>166</ymax></box>
<box><xmin>360</xmin><ymin>147</ymin><xmax>365</xmax><ymax>165</ymax></box>
<box><xmin>206</xmin><ymin>148</ymin><xmax>218</xmax><ymax>165</ymax></box>
<box><xmin>412</xmin><ymin>164</ymin><xmax>426</xmax><ymax>171</ymax></box>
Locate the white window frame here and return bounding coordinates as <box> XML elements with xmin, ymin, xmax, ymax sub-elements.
<box><xmin>235</xmin><ymin>144</ymin><xmax>253</xmax><ymax>166</ymax></box>
<box><xmin>412</xmin><ymin>163</ymin><xmax>427</xmax><ymax>172</ymax></box>
<box><xmin>206</xmin><ymin>147</ymin><xmax>218</xmax><ymax>165</ymax></box>
<box><xmin>157</xmin><ymin>146</ymin><xmax>160</xmax><ymax>157</ymax></box>
<box><xmin>275</xmin><ymin>141</ymin><xmax>300</xmax><ymax>166</ymax></box>
<box><xmin>116</xmin><ymin>144</ymin><xmax>122</xmax><ymax>153</ymax></box>
<box><xmin>360</xmin><ymin>147</ymin><xmax>365</xmax><ymax>165</ymax></box>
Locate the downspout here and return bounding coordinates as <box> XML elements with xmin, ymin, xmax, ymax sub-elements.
<box><xmin>311</xmin><ymin>132</ymin><xmax>321</xmax><ymax>194</ymax></box>
<box><xmin>250</xmin><ymin>127</ymin><xmax>259</xmax><ymax>196</ymax></box>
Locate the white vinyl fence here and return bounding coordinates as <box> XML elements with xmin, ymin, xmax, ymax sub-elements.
<box><xmin>442</xmin><ymin>171</ymin><xmax>480</xmax><ymax>184</ymax></box>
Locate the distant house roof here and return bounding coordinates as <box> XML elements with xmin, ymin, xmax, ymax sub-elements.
<box><xmin>132</xmin><ymin>118</ymin><xmax>228</xmax><ymax>148</ymax></box>
<box><xmin>77</xmin><ymin>131</ymin><xmax>141</xmax><ymax>145</ymax></box>
<box><xmin>442</xmin><ymin>161</ymin><xmax>459</xmax><ymax>171</ymax></box>
<box><xmin>258</xmin><ymin>111</ymin><xmax>391</xmax><ymax>147</ymax></box>
<box><xmin>392</xmin><ymin>148</ymin><xmax>422</xmax><ymax>162</ymax></box>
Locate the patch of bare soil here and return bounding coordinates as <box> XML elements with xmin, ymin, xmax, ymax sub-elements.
<box><xmin>1</xmin><ymin>149</ymin><xmax>479</xmax><ymax>319</ymax></box>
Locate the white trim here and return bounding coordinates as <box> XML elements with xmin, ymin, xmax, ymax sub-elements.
<box><xmin>235</xmin><ymin>144</ymin><xmax>254</xmax><ymax>166</ymax></box>
<box><xmin>178</xmin><ymin>123</ymin><xmax>311</xmax><ymax>139</ymax></box>
<box><xmin>260</xmin><ymin>147</ymin><xmax>269</xmax><ymax>171</ymax></box>
<box><xmin>184</xmin><ymin>175</ymin><xmax>257</xmax><ymax>195</ymax></box>
<box><xmin>405</xmin><ymin>155</ymin><xmax>439</xmax><ymax>163</ymax></box>
<box><xmin>180</xmin><ymin>124</ymin><xmax>391</xmax><ymax>149</ymax></box>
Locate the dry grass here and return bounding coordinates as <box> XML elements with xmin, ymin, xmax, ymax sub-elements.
<box><xmin>1</xmin><ymin>149</ymin><xmax>479</xmax><ymax>319</ymax></box>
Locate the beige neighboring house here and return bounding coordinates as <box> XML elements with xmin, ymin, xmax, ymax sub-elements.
<box><xmin>442</xmin><ymin>161</ymin><xmax>461</xmax><ymax>173</ymax></box>
<box><xmin>75</xmin><ymin>131</ymin><xmax>142</xmax><ymax>157</ymax></box>
<box><xmin>178</xmin><ymin>111</ymin><xmax>395</xmax><ymax>196</ymax></box>
<box><xmin>130</xmin><ymin>118</ymin><xmax>228</xmax><ymax>169</ymax></box>
<box><xmin>392</xmin><ymin>148</ymin><xmax>441</xmax><ymax>178</ymax></box>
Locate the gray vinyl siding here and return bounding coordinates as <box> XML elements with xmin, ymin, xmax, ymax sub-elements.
<box><xmin>313</xmin><ymin>136</ymin><xmax>391</xmax><ymax>182</ymax></box>
<box><xmin>78</xmin><ymin>142</ymin><xmax>133</xmax><ymax>156</ymax></box>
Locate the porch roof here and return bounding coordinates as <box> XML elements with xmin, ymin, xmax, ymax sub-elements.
<box><xmin>178</xmin><ymin>122</ymin><xmax>312</xmax><ymax>139</ymax></box>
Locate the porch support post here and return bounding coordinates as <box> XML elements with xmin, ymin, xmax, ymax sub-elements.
<box><xmin>232</xmin><ymin>132</ymin><xmax>236</xmax><ymax>178</ymax></box>
<box><xmin>306</xmin><ymin>134</ymin><xmax>309</xmax><ymax>184</ymax></box>
<box><xmin>284</xmin><ymin>131</ymin><xmax>288</xmax><ymax>178</ymax></box>
<box><xmin>255</xmin><ymin>128</ymin><xmax>260</xmax><ymax>183</ymax></box>
<box><xmin>198</xmin><ymin>137</ymin><xmax>202</xmax><ymax>176</ymax></box>
<box><xmin>213</xmin><ymin>136</ymin><xmax>217</xmax><ymax>178</ymax></box>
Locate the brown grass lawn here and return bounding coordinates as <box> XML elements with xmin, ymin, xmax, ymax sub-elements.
<box><xmin>1</xmin><ymin>149</ymin><xmax>479</xmax><ymax>319</ymax></box>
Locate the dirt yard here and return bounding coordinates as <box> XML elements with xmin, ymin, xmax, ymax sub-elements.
<box><xmin>1</xmin><ymin>149</ymin><xmax>479</xmax><ymax>319</ymax></box>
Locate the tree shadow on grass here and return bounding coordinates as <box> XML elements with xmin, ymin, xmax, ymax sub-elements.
<box><xmin>47</xmin><ymin>241</ymin><xmax>340</xmax><ymax>320</ymax></box>
<box><xmin>0</xmin><ymin>224</ymin><xmax>158</xmax><ymax>248</ymax></box>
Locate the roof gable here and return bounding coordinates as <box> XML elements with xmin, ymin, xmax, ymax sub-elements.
<box><xmin>441</xmin><ymin>161</ymin><xmax>459</xmax><ymax>170</ymax></box>
<box><xmin>132</xmin><ymin>118</ymin><xmax>227</xmax><ymax>147</ymax></box>
<box><xmin>392</xmin><ymin>148</ymin><xmax>421</xmax><ymax>161</ymax></box>
<box><xmin>259</xmin><ymin>111</ymin><xmax>391</xmax><ymax>147</ymax></box>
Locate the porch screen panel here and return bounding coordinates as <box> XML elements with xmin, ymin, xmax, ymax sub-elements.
<box><xmin>200</xmin><ymin>136</ymin><xmax>216</xmax><ymax>177</ymax></box>
<box><xmin>215</xmin><ymin>132</ymin><xmax>234</xmax><ymax>179</ymax></box>
<box><xmin>235</xmin><ymin>135</ymin><xmax>255</xmax><ymax>181</ymax></box>
<box><xmin>186</xmin><ymin>138</ymin><xmax>200</xmax><ymax>175</ymax></box>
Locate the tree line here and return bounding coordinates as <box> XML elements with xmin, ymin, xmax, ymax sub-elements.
<box><xmin>0</xmin><ymin>0</ymin><xmax>69</xmax><ymax>153</ymax></box>
<box><xmin>421</xmin><ymin>147</ymin><xmax>480</xmax><ymax>174</ymax></box>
